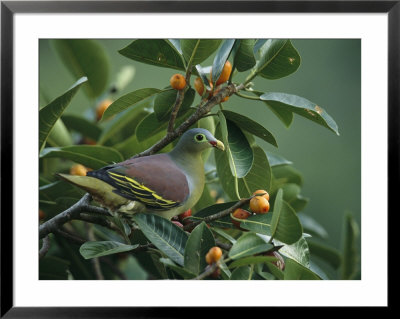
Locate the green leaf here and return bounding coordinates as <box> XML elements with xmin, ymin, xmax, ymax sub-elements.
<box><xmin>270</xmin><ymin>189</ymin><xmax>303</xmax><ymax>244</ymax></box>
<box><xmin>307</xmin><ymin>240</ymin><xmax>342</xmax><ymax>269</ymax></box>
<box><xmin>272</xmin><ymin>164</ymin><xmax>303</xmax><ymax>187</ymax></box>
<box><xmin>121</xmin><ymin>256</ymin><xmax>148</xmax><ymax>280</ymax></box>
<box><xmin>260</xmin><ymin>92</ymin><xmax>339</xmax><ymax>135</ymax></box>
<box><xmin>233</xmin><ymin>39</ymin><xmax>257</xmax><ymax>72</ymax></box>
<box><xmin>119</xmin><ymin>39</ymin><xmax>185</xmax><ymax>71</ymax></box>
<box><xmin>281</xmin><ymin>183</ymin><xmax>301</xmax><ymax>203</ymax></box>
<box><xmin>284</xmin><ymin>258</ymin><xmax>321</xmax><ymax>280</ymax></box>
<box><xmin>40</xmin><ymin>145</ymin><xmax>124</xmax><ymax>170</ymax></box>
<box><xmin>159</xmin><ymin>258</ymin><xmax>196</xmax><ymax>279</ymax></box>
<box><xmin>266</xmin><ymin>152</ymin><xmax>293</xmax><ymax>167</ymax></box>
<box><xmin>39</xmin><ymin>77</ymin><xmax>87</xmax><ymax>151</ymax></box>
<box><xmin>184</xmin><ymin>222</ymin><xmax>216</xmax><ymax>275</ymax></box>
<box><xmin>341</xmin><ymin>213</ymin><xmax>360</xmax><ymax>279</ymax></box>
<box><xmin>230</xmin><ymin>266</ymin><xmax>252</xmax><ymax>280</ymax></box>
<box><xmin>228</xmin><ymin>232</ymin><xmax>273</xmax><ymax>260</ymax></box>
<box><xmin>39</xmin><ymin>181</ymin><xmax>83</xmax><ymax>201</ymax></box>
<box><xmin>167</xmin><ymin>39</ymin><xmax>183</xmax><ymax>55</ymax></box>
<box><xmin>298</xmin><ymin>214</ymin><xmax>329</xmax><ymax>239</ymax></box>
<box><xmin>154</xmin><ymin>87</ymin><xmax>195</xmax><ymax>121</ymax></box>
<box><xmin>217</xmin><ymin>116</ymin><xmax>254</xmax><ymax>179</ymax></box>
<box><xmin>61</xmin><ymin>114</ymin><xmax>102</xmax><ymax>141</ymax></box>
<box><xmin>79</xmin><ymin>241</ymin><xmax>139</xmax><ymax>259</ymax></box>
<box><xmin>113</xmin><ymin>65</ymin><xmax>136</xmax><ymax>92</ymax></box>
<box><xmin>136</xmin><ymin>108</ymin><xmax>196</xmax><ymax>143</ymax></box>
<box><xmin>131</xmin><ymin>213</ymin><xmax>189</xmax><ymax>266</ymax></box>
<box><xmin>211</xmin><ymin>227</ymin><xmax>237</xmax><ymax>245</ymax></box>
<box><xmin>51</xmin><ymin>39</ymin><xmax>109</xmax><ymax>98</ymax></box>
<box><xmin>228</xmin><ymin>255</ymin><xmax>277</xmax><ymax>269</ymax></box>
<box><xmin>195</xmin><ymin>65</ymin><xmax>213</xmax><ymax>91</ymax></box>
<box><xmin>190</xmin><ymin>201</ymin><xmax>237</xmax><ymax>229</ymax></box>
<box><xmin>211</xmin><ymin>39</ymin><xmax>235</xmax><ymax>85</ymax></box>
<box><xmin>289</xmin><ymin>196</ymin><xmax>309</xmax><ymax>212</ymax></box>
<box><xmin>274</xmin><ymin>236</ymin><xmax>310</xmax><ymax>268</ymax></box>
<box><xmin>254</xmin><ymin>39</ymin><xmax>300</xmax><ymax>80</ymax></box>
<box><xmin>216</xmin><ymin>144</ymin><xmax>272</xmax><ymax>200</ymax></box>
<box><xmin>222</xmin><ymin>110</ymin><xmax>277</xmax><ymax>147</ymax></box>
<box><xmin>46</xmin><ymin>119</ymin><xmax>73</xmax><ymax>147</ymax></box>
<box><xmin>239</xmin><ymin>213</ymin><xmax>272</xmax><ymax>236</ymax></box>
<box><xmin>101</xmin><ymin>88</ymin><xmax>161</xmax><ymax>121</ymax></box>
<box><xmin>98</xmin><ymin>102</ymin><xmax>151</xmax><ymax>145</ymax></box>
<box><xmin>113</xmin><ymin>130</ymin><xmax>168</xmax><ymax>159</ymax></box>
<box><xmin>181</xmin><ymin>39</ymin><xmax>222</xmax><ymax>66</ymax></box>
<box><xmin>251</xmin><ymin>89</ymin><xmax>294</xmax><ymax>128</ymax></box>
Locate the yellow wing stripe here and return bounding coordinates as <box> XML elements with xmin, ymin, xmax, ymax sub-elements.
<box><xmin>108</xmin><ymin>171</ymin><xmax>180</xmax><ymax>208</ymax></box>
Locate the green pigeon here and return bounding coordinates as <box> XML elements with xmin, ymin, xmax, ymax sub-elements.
<box><xmin>57</xmin><ymin>128</ymin><xmax>225</xmax><ymax>220</ymax></box>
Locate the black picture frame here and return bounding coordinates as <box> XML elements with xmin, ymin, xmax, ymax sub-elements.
<box><xmin>1</xmin><ymin>1</ymin><xmax>395</xmax><ymax>317</ymax></box>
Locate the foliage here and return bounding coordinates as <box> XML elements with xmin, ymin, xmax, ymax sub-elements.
<box><xmin>39</xmin><ymin>39</ymin><xmax>360</xmax><ymax>280</ymax></box>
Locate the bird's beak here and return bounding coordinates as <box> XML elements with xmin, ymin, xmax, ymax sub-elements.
<box><xmin>210</xmin><ymin>139</ymin><xmax>225</xmax><ymax>151</ymax></box>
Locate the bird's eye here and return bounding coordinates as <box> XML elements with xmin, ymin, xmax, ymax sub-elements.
<box><xmin>196</xmin><ymin>134</ymin><xmax>204</xmax><ymax>141</ymax></box>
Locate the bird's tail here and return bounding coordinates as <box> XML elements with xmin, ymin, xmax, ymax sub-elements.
<box><xmin>56</xmin><ymin>173</ymin><xmax>129</xmax><ymax>211</ymax></box>
<box><xmin>56</xmin><ymin>173</ymin><xmax>102</xmax><ymax>192</ymax></box>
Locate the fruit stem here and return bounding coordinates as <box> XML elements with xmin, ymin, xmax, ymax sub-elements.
<box><xmin>235</xmin><ymin>91</ymin><xmax>261</xmax><ymax>101</ymax></box>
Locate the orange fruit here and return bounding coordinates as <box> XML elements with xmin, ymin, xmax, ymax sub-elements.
<box><xmin>231</xmin><ymin>208</ymin><xmax>251</xmax><ymax>229</ymax></box>
<box><xmin>194</xmin><ymin>77</ymin><xmax>213</xmax><ymax>98</ymax></box>
<box><xmin>70</xmin><ymin>164</ymin><xmax>90</xmax><ymax>176</ymax></box>
<box><xmin>170</xmin><ymin>73</ymin><xmax>186</xmax><ymax>90</ymax></box>
<box><xmin>249</xmin><ymin>196</ymin><xmax>270</xmax><ymax>214</ymax></box>
<box><xmin>39</xmin><ymin>209</ymin><xmax>45</xmax><ymax>220</ymax></box>
<box><xmin>178</xmin><ymin>209</ymin><xmax>192</xmax><ymax>224</ymax></box>
<box><xmin>253</xmin><ymin>189</ymin><xmax>270</xmax><ymax>201</ymax></box>
<box><xmin>205</xmin><ymin>246</ymin><xmax>223</xmax><ymax>264</ymax></box>
<box><xmin>194</xmin><ymin>77</ymin><xmax>205</xmax><ymax>96</ymax></box>
<box><xmin>96</xmin><ymin>98</ymin><xmax>113</xmax><ymax>121</ymax></box>
<box><xmin>211</xmin><ymin>60</ymin><xmax>232</xmax><ymax>86</ymax></box>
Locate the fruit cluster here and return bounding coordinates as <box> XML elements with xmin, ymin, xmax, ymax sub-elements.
<box><xmin>231</xmin><ymin>189</ymin><xmax>270</xmax><ymax>229</ymax></box>
<box><xmin>170</xmin><ymin>60</ymin><xmax>232</xmax><ymax>103</ymax></box>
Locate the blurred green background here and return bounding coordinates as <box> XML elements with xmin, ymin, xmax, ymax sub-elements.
<box><xmin>39</xmin><ymin>39</ymin><xmax>361</xmax><ymax>254</ymax></box>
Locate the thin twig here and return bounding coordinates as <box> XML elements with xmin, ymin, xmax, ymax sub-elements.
<box><xmin>55</xmin><ymin>228</ymin><xmax>86</xmax><ymax>245</ymax></box>
<box><xmin>39</xmin><ymin>193</ymin><xmax>92</xmax><ymax>239</ymax></box>
<box><xmin>193</xmin><ymin>262</ymin><xmax>220</xmax><ymax>280</ymax></box>
<box><xmin>39</xmin><ymin>236</ymin><xmax>51</xmax><ymax>259</ymax></box>
<box><xmin>183</xmin><ymin>195</ymin><xmax>254</xmax><ymax>232</ymax></box>
<box><xmin>87</xmin><ymin>223</ymin><xmax>104</xmax><ymax>280</ymax></box>
<box><xmin>215</xmin><ymin>239</ymin><xmax>232</xmax><ymax>251</ymax></box>
<box><xmin>133</xmin><ymin>82</ymin><xmax>244</xmax><ymax>158</ymax></box>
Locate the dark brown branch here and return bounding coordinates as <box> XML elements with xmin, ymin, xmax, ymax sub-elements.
<box><xmin>55</xmin><ymin>228</ymin><xmax>86</xmax><ymax>245</ymax></box>
<box><xmin>183</xmin><ymin>195</ymin><xmax>253</xmax><ymax>232</ymax></box>
<box><xmin>133</xmin><ymin>83</ymin><xmax>244</xmax><ymax>158</ymax></box>
<box><xmin>39</xmin><ymin>236</ymin><xmax>51</xmax><ymax>259</ymax></box>
<box><xmin>39</xmin><ymin>193</ymin><xmax>92</xmax><ymax>239</ymax></box>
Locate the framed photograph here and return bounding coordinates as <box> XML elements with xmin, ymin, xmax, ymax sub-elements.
<box><xmin>1</xmin><ymin>0</ymin><xmax>395</xmax><ymax>316</ymax></box>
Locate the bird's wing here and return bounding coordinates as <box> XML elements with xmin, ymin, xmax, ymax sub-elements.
<box><xmin>87</xmin><ymin>153</ymin><xmax>190</xmax><ymax>211</ymax></box>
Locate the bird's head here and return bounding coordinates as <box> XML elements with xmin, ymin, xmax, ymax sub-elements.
<box><xmin>174</xmin><ymin>128</ymin><xmax>225</xmax><ymax>154</ymax></box>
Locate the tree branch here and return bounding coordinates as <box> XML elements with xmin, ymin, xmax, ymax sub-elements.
<box><xmin>39</xmin><ymin>193</ymin><xmax>92</xmax><ymax>239</ymax></box>
<box><xmin>39</xmin><ymin>236</ymin><xmax>51</xmax><ymax>259</ymax></box>
<box><xmin>193</xmin><ymin>261</ymin><xmax>220</xmax><ymax>280</ymax></box>
<box><xmin>183</xmin><ymin>195</ymin><xmax>254</xmax><ymax>232</ymax></box>
<box><xmin>133</xmin><ymin>82</ymin><xmax>244</xmax><ymax>158</ymax></box>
